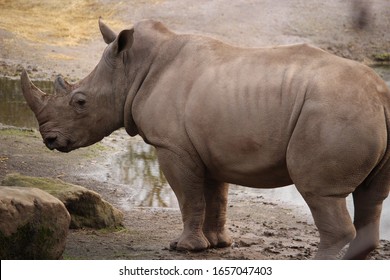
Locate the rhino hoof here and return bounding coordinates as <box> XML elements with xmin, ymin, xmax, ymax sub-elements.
<box><xmin>205</xmin><ymin>230</ymin><xmax>233</xmax><ymax>248</ymax></box>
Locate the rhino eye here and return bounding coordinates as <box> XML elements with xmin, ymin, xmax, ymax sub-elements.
<box><xmin>76</xmin><ymin>99</ymin><xmax>86</xmax><ymax>106</ymax></box>
<box><xmin>71</xmin><ymin>93</ymin><xmax>87</xmax><ymax>109</ymax></box>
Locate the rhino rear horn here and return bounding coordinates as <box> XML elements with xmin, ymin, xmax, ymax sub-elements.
<box><xmin>99</xmin><ymin>17</ymin><xmax>117</xmax><ymax>44</ymax></box>
<box><xmin>21</xmin><ymin>69</ymin><xmax>48</xmax><ymax>114</ymax></box>
<box><xmin>54</xmin><ymin>75</ymin><xmax>73</xmax><ymax>95</ymax></box>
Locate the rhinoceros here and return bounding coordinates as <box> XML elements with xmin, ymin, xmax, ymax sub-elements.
<box><xmin>21</xmin><ymin>19</ymin><xmax>390</xmax><ymax>259</ymax></box>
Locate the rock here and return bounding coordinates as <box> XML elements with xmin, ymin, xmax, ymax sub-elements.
<box><xmin>2</xmin><ymin>173</ymin><xmax>123</xmax><ymax>229</ymax></box>
<box><xmin>0</xmin><ymin>186</ymin><xmax>71</xmax><ymax>259</ymax></box>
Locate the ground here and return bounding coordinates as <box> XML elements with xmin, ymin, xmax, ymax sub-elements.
<box><xmin>0</xmin><ymin>0</ymin><xmax>390</xmax><ymax>260</ymax></box>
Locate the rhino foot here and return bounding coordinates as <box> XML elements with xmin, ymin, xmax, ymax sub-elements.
<box><xmin>204</xmin><ymin>230</ymin><xmax>233</xmax><ymax>248</ymax></box>
<box><xmin>170</xmin><ymin>232</ymin><xmax>210</xmax><ymax>251</ymax></box>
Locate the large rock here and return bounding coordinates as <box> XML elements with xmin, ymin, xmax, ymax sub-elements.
<box><xmin>2</xmin><ymin>174</ymin><xmax>123</xmax><ymax>229</ymax></box>
<box><xmin>0</xmin><ymin>186</ymin><xmax>71</xmax><ymax>259</ymax></box>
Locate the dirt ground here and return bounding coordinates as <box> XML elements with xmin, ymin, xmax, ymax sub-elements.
<box><xmin>1</xmin><ymin>0</ymin><xmax>390</xmax><ymax>260</ymax></box>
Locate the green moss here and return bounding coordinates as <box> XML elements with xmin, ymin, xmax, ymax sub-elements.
<box><xmin>0</xmin><ymin>223</ymin><xmax>55</xmax><ymax>260</ymax></box>
<box><xmin>91</xmin><ymin>142</ymin><xmax>109</xmax><ymax>152</ymax></box>
<box><xmin>373</xmin><ymin>53</ymin><xmax>390</xmax><ymax>62</ymax></box>
<box><xmin>2</xmin><ymin>173</ymin><xmax>81</xmax><ymax>199</ymax></box>
<box><xmin>97</xmin><ymin>225</ymin><xmax>127</xmax><ymax>234</ymax></box>
<box><xmin>0</xmin><ymin>127</ymin><xmax>38</xmax><ymax>137</ymax></box>
<box><xmin>2</xmin><ymin>173</ymin><xmax>124</xmax><ymax>229</ymax></box>
<box><xmin>82</xmin><ymin>142</ymin><xmax>110</xmax><ymax>159</ymax></box>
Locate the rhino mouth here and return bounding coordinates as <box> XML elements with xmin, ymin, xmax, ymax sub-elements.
<box><xmin>42</xmin><ymin>133</ymin><xmax>74</xmax><ymax>153</ymax></box>
<box><xmin>50</xmin><ymin>144</ymin><xmax>73</xmax><ymax>153</ymax></box>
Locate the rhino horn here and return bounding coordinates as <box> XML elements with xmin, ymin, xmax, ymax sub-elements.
<box><xmin>54</xmin><ymin>75</ymin><xmax>73</xmax><ymax>95</ymax></box>
<box><xmin>99</xmin><ymin>17</ymin><xmax>116</xmax><ymax>44</ymax></box>
<box><xmin>21</xmin><ymin>69</ymin><xmax>48</xmax><ymax>114</ymax></box>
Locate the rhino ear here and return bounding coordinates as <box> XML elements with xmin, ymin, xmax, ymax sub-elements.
<box><xmin>99</xmin><ymin>17</ymin><xmax>116</xmax><ymax>44</ymax></box>
<box><xmin>115</xmin><ymin>29</ymin><xmax>134</xmax><ymax>54</ymax></box>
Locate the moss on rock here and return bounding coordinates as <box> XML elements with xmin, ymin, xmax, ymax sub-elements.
<box><xmin>373</xmin><ymin>53</ymin><xmax>390</xmax><ymax>62</ymax></box>
<box><xmin>2</xmin><ymin>173</ymin><xmax>124</xmax><ymax>229</ymax></box>
<box><xmin>0</xmin><ymin>223</ymin><xmax>55</xmax><ymax>259</ymax></box>
<box><xmin>0</xmin><ymin>186</ymin><xmax>70</xmax><ymax>259</ymax></box>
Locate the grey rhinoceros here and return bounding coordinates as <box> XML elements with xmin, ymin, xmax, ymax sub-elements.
<box><xmin>21</xmin><ymin>19</ymin><xmax>390</xmax><ymax>259</ymax></box>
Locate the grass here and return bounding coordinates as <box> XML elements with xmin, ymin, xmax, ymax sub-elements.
<box><xmin>0</xmin><ymin>0</ymin><xmax>124</xmax><ymax>46</ymax></box>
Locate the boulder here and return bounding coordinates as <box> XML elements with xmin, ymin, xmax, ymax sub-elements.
<box><xmin>2</xmin><ymin>173</ymin><xmax>123</xmax><ymax>229</ymax></box>
<box><xmin>0</xmin><ymin>186</ymin><xmax>71</xmax><ymax>259</ymax></box>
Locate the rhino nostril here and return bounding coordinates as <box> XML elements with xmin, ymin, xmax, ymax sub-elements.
<box><xmin>45</xmin><ymin>136</ymin><xmax>57</xmax><ymax>149</ymax></box>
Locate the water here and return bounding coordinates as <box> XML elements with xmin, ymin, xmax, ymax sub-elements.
<box><xmin>1</xmin><ymin>66</ymin><xmax>390</xmax><ymax>239</ymax></box>
<box><xmin>107</xmin><ymin>139</ymin><xmax>179</xmax><ymax>209</ymax></box>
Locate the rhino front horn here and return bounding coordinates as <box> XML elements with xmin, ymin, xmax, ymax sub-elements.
<box><xmin>21</xmin><ymin>69</ymin><xmax>48</xmax><ymax>115</ymax></box>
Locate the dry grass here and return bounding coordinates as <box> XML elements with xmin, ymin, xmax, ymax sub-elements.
<box><xmin>0</xmin><ymin>0</ymin><xmax>124</xmax><ymax>46</ymax></box>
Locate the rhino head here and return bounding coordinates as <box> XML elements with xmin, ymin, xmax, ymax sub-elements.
<box><xmin>21</xmin><ymin>19</ymin><xmax>136</xmax><ymax>152</ymax></box>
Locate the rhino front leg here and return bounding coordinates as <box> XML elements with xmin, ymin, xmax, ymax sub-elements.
<box><xmin>203</xmin><ymin>180</ymin><xmax>233</xmax><ymax>248</ymax></box>
<box><xmin>156</xmin><ymin>148</ymin><xmax>210</xmax><ymax>251</ymax></box>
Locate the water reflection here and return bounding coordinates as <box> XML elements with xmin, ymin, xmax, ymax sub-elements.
<box><xmin>109</xmin><ymin>139</ymin><xmax>178</xmax><ymax>209</ymax></box>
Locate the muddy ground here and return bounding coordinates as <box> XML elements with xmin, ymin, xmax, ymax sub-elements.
<box><xmin>1</xmin><ymin>0</ymin><xmax>390</xmax><ymax>260</ymax></box>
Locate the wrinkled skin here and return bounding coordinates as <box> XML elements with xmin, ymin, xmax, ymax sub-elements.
<box><xmin>21</xmin><ymin>19</ymin><xmax>390</xmax><ymax>259</ymax></box>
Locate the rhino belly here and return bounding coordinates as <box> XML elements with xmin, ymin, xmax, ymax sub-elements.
<box><xmin>194</xmin><ymin>135</ymin><xmax>293</xmax><ymax>188</ymax></box>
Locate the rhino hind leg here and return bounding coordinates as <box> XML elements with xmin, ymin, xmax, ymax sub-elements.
<box><xmin>343</xmin><ymin>187</ymin><xmax>382</xmax><ymax>259</ymax></box>
<box><xmin>343</xmin><ymin>163</ymin><xmax>390</xmax><ymax>259</ymax></box>
<box><xmin>203</xmin><ymin>180</ymin><xmax>233</xmax><ymax>248</ymax></box>
<box><xmin>286</xmin><ymin>102</ymin><xmax>388</xmax><ymax>259</ymax></box>
<box><xmin>300</xmin><ymin>193</ymin><xmax>356</xmax><ymax>259</ymax></box>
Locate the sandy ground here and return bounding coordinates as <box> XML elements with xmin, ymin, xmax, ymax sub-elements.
<box><xmin>1</xmin><ymin>0</ymin><xmax>390</xmax><ymax>260</ymax></box>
